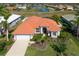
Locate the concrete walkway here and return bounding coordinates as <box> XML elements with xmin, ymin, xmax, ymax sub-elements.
<box><xmin>6</xmin><ymin>40</ymin><xmax>30</xmax><ymax>56</ymax></box>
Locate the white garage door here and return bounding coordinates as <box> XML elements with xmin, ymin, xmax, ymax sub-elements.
<box><xmin>14</xmin><ymin>35</ymin><xmax>32</xmax><ymax>40</ymax></box>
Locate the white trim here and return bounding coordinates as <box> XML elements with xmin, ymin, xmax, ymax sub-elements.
<box><xmin>14</xmin><ymin>34</ymin><xmax>33</xmax><ymax>40</ymax></box>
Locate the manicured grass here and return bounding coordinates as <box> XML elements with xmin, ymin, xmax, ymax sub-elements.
<box><xmin>65</xmin><ymin>38</ymin><xmax>79</xmax><ymax>55</ymax></box>
<box><xmin>64</xmin><ymin>34</ymin><xmax>79</xmax><ymax>56</ymax></box>
<box><xmin>25</xmin><ymin>44</ymin><xmax>56</xmax><ymax>56</ymax></box>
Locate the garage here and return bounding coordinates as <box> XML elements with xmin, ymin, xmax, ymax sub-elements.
<box><xmin>14</xmin><ymin>35</ymin><xmax>33</xmax><ymax>40</ymax></box>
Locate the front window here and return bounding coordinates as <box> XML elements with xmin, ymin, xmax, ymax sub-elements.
<box><xmin>36</xmin><ymin>28</ymin><xmax>40</xmax><ymax>32</ymax></box>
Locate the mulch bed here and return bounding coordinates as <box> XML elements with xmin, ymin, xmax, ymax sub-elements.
<box><xmin>31</xmin><ymin>41</ymin><xmax>48</xmax><ymax>51</ymax></box>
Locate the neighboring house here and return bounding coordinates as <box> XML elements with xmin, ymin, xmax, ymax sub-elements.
<box><xmin>13</xmin><ymin>16</ymin><xmax>61</xmax><ymax>40</ymax></box>
<box><xmin>62</xmin><ymin>14</ymin><xmax>76</xmax><ymax>22</ymax></box>
<box><xmin>16</xmin><ymin>4</ymin><xmax>27</xmax><ymax>9</ymax></box>
<box><xmin>66</xmin><ymin>5</ymin><xmax>74</xmax><ymax>10</ymax></box>
<box><xmin>0</xmin><ymin>16</ymin><xmax>5</xmax><ymax>36</ymax></box>
<box><xmin>7</xmin><ymin>14</ymin><xmax>21</xmax><ymax>27</ymax></box>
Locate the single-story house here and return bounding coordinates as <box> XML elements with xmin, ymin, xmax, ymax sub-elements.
<box><xmin>13</xmin><ymin>16</ymin><xmax>61</xmax><ymax>40</ymax></box>
<box><xmin>7</xmin><ymin>14</ymin><xmax>21</xmax><ymax>27</ymax></box>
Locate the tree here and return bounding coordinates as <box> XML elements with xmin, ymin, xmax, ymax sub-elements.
<box><xmin>52</xmin><ymin>41</ymin><xmax>66</xmax><ymax>56</ymax></box>
<box><xmin>0</xmin><ymin>4</ymin><xmax>10</xmax><ymax>19</ymax></box>
<box><xmin>72</xmin><ymin>17</ymin><xmax>79</xmax><ymax>39</ymax></box>
<box><xmin>50</xmin><ymin>32</ymin><xmax>69</xmax><ymax>56</ymax></box>
<box><xmin>40</xmin><ymin>35</ymin><xmax>48</xmax><ymax>45</ymax></box>
<box><xmin>0</xmin><ymin>4</ymin><xmax>11</xmax><ymax>41</ymax></box>
<box><xmin>0</xmin><ymin>41</ymin><xmax>6</xmax><ymax>51</ymax></box>
<box><xmin>52</xmin><ymin>15</ymin><xmax>61</xmax><ymax>24</ymax></box>
<box><xmin>72</xmin><ymin>10</ymin><xmax>79</xmax><ymax>39</ymax></box>
<box><xmin>2</xmin><ymin>21</ymin><xmax>9</xmax><ymax>41</ymax></box>
<box><xmin>75</xmin><ymin>10</ymin><xmax>79</xmax><ymax>16</ymax></box>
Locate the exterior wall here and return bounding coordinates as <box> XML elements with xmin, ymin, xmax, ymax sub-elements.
<box><xmin>34</xmin><ymin>27</ymin><xmax>43</xmax><ymax>34</ymax></box>
<box><xmin>51</xmin><ymin>31</ymin><xmax>60</xmax><ymax>38</ymax></box>
<box><xmin>51</xmin><ymin>32</ymin><xmax>57</xmax><ymax>38</ymax></box>
<box><xmin>57</xmin><ymin>31</ymin><xmax>60</xmax><ymax>36</ymax></box>
<box><xmin>14</xmin><ymin>34</ymin><xmax>33</xmax><ymax>40</ymax></box>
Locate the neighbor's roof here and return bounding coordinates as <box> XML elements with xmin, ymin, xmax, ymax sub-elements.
<box><xmin>0</xmin><ymin>16</ymin><xmax>5</xmax><ymax>23</ymax></box>
<box><xmin>13</xmin><ymin>16</ymin><xmax>61</xmax><ymax>35</ymax></box>
<box><xmin>7</xmin><ymin>14</ymin><xmax>21</xmax><ymax>23</ymax></box>
<box><xmin>62</xmin><ymin>14</ymin><xmax>76</xmax><ymax>21</ymax></box>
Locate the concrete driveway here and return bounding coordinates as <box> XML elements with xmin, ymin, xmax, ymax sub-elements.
<box><xmin>6</xmin><ymin>39</ymin><xmax>30</xmax><ymax>56</ymax></box>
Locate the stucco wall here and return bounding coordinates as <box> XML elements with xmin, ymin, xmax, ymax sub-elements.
<box><xmin>51</xmin><ymin>31</ymin><xmax>60</xmax><ymax>38</ymax></box>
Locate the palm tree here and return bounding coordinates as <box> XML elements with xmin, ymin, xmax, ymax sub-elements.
<box><xmin>0</xmin><ymin>4</ymin><xmax>11</xmax><ymax>41</ymax></box>
<box><xmin>0</xmin><ymin>4</ymin><xmax>10</xmax><ymax>19</ymax></box>
<box><xmin>2</xmin><ymin>21</ymin><xmax>9</xmax><ymax>41</ymax></box>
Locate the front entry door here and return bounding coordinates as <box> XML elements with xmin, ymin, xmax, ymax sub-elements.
<box><xmin>43</xmin><ymin>27</ymin><xmax>47</xmax><ymax>34</ymax></box>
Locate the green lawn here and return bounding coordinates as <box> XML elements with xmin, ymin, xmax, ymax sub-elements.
<box><xmin>25</xmin><ymin>33</ymin><xmax>79</xmax><ymax>56</ymax></box>
<box><xmin>25</xmin><ymin>44</ymin><xmax>56</xmax><ymax>56</ymax></box>
<box><xmin>65</xmin><ymin>39</ymin><xmax>79</xmax><ymax>55</ymax></box>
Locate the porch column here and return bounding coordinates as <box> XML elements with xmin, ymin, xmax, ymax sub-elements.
<box><xmin>57</xmin><ymin>31</ymin><xmax>60</xmax><ymax>36</ymax></box>
<box><xmin>0</xmin><ymin>32</ymin><xmax>1</xmax><ymax>36</ymax></box>
<box><xmin>40</xmin><ymin>27</ymin><xmax>43</xmax><ymax>34</ymax></box>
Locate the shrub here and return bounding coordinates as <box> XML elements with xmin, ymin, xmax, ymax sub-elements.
<box><xmin>6</xmin><ymin>41</ymin><xmax>13</xmax><ymax>45</ymax></box>
<box><xmin>41</xmin><ymin>35</ymin><xmax>48</xmax><ymax>43</ymax></box>
<box><xmin>32</xmin><ymin>34</ymin><xmax>43</xmax><ymax>41</ymax></box>
<box><xmin>0</xmin><ymin>41</ymin><xmax>6</xmax><ymax>51</ymax></box>
<box><xmin>0</xmin><ymin>34</ymin><xmax>5</xmax><ymax>38</ymax></box>
<box><xmin>8</xmin><ymin>33</ymin><xmax>13</xmax><ymax>40</ymax></box>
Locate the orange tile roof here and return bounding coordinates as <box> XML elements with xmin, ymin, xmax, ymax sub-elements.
<box><xmin>13</xmin><ymin>16</ymin><xmax>61</xmax><ymax>35</ymax></box>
